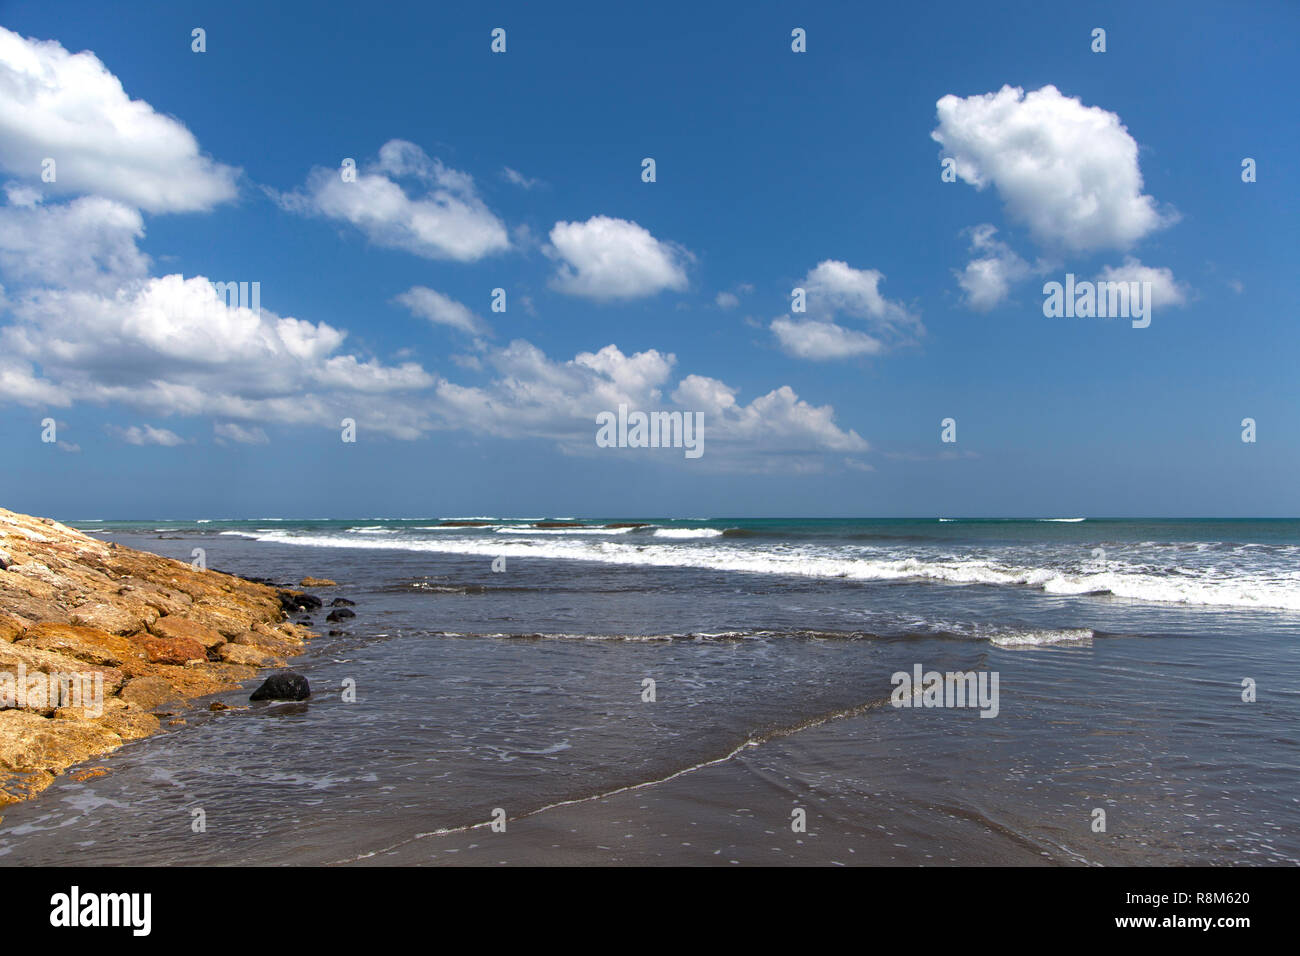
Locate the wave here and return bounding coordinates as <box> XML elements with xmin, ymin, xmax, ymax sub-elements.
<box><xmin>216</xmin><ymin>530</ymin><xmax>1300</xmax><ymax>612</ymax></box>
<box><xmin>653</xmin><ymin>528</ymin><xmax>724</xmax><ymax>539</ymax></box>
<box><xmin>988</xmin><ymin>628</ymin><xmax>1095</xmax><ymax>647</ymax></box>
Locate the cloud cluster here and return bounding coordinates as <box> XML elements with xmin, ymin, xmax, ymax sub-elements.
<box><xmin>433</xmin><ymin>341</ymin><xmax>866</xmax><ymax>466</ymax></box>
<box><xmin>0</xmin><ymin>28</ymin><xmax>868</xmax><ymax>470</ymax></box>
<box><xmin>933</xmin><ymin>84</ymin><xmax>1171</xmax><ymax>253</ymax></box>
<box><xmin>934</xmin><ymin>84</ymin><xmax>1186</xmax><ymax>311</ymax></box>
<box><xmin>0</xmin><ymin>27</ymin><xmax>238</xmax><ymax>212</ymax></box>
<box><xmin>772</xmin><ymin>260</ymin><xmax>919</xmax><ymax>360</ymax></box>
<box><xmin>955</xmin><ymin>224</ymin><xmax>1033</xmax><ymax>310</ymax></box>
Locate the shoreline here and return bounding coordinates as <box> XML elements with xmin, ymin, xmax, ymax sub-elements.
<box><xmin>0</xmin><ymin>506</ymin><xmax>320</xmax><ymax>818</ymax></box>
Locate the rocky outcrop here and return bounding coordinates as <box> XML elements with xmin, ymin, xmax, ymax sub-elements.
<box><xmin>0</xmin><ymin>506</ymin><xmax>315</xmax><ymax>817</ymax></box>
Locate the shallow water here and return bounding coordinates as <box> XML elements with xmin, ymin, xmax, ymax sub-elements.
<box><xmin>2</xmin><ymin>517</ymin><xmax>1297</xmax><ymax>865</ymax></box>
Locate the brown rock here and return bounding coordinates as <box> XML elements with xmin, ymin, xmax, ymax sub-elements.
<box><xmin>186</xmin><ymin>601</ymin><xmax>257</xmax><ymax>638</ymax></box>
<box><xmin>97</xmin><ymin>711</ymin><xmax>160</xmax><ymax>741</ymax></box>
<box><xmin>70</xmin><ymin>766</ymin><xmax>112</xmax><ymax>782</ymax></box>
<box><xmin>18</xmin><ymin>622</ymin><xmax>146</xmax><ymax>666</ymax></box>
<box><xmin>118</xmin><ymin>675</ymin><xmax>177</xmax><ymax>712</ymax></box>
<box><xmin>300</xmin><ymin>577</ymin><xmax>337</xmax><ymax>587</ymax></box>
<box><xmin>0</xmin><ymin>612</ymin><xmax>28</xmax><ymax>643</ymax></box>
<box><xmin>69</xmin><ymin>601</ymin><xmax>154</xmax><ymax>635</ymax></box>
<box><xmin>0</xmin><ymin>710</ymin><xmax>122</xmax><ymax>775</ymax></box>
<box><xmin>149</xmin><ymin>614</ymin><xmax>225</xmax><ymax>649</ymax></box>
<box><xmin>0</xmin><ymin>769</ymin><xmax>55</xmax><ymax>808</ymax></box>
<box><xmin>134</xmin><ymin>633</ymin><xmax>207</xmax><ymax>665</ymax></box>
<box><xmin>217</xmin><ymin>644</ymin><xmax>278</xmax><ymax>666</ymax></box>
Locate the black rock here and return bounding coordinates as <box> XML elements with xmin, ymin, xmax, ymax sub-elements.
<box><xmin>278</xmin><ymin>590</ymin><xmax>322</xmax><ymax>614</ymax></box>
<box><xmin>296</xmin><ymin>617</ymin><xmax>312</xmax><ymax>625</ymax></box>
<box><xmin>330</xmin><ymin>598</ymin><xmax>356</xmax><ymax>607</ymax></box>
<box><xmin>249</xmin><ymin>671</ymin><xmax>311</xmax><ymax>702</ymax></box>
<box><xmin>325</xmin><ymin>607</ymin><xmax>355</xmax><ymax>622</ymax></box>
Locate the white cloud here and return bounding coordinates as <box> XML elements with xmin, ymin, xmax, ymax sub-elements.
<box><xmin>932</xmin><ymin>85</ymin><xmax>1172</xmax><ymax>253</ymax></box>
<box><xmin>547</xmin><ymin>216</ymin><xmax>689</xmax><ymax>300</ymax></box>
<box><xmin>394</xmin><ymin>286</ymin><xmax>491</xmax><ymax>336</ymax></box>
<box><xmin>0</xmin><ymin>198</ymin><xmax>437</xmax><ymax>436</ymax></box>
<box><xmin>0</xmin><ymin>27</ymin><xmax>238</xmax><ymax>212</ymax></box>
<box><xmin>214</xmin><ymin>422</ymin><xmax>269</xmax><ymax>445</ymax></box>
<box><xmin>1095</xmin><ymin>257</ymin><xmax>1189</xmax><ymax>309</ymax></box>
<box><xmin>715</xmin><ymin>291</ymin><xmax>740</xmax><ymax>309</ymax></box>
<box><xmin>956</xmin><ymin>224</ymin><xmax>1033</xmax><ymax>310</ymax></box>
<box><xmin>502</xmin><ymin>166</ymin><xmax>541</xmax><ymax>189</ymax></box>
<box><xmin>281</xmin><ymin>140</ymin><xmax>509</xmax><ymax>262</ymax></box>
<box><xmin>771</xmin><ymin>317</ymin><xmax>885</xmax><ymax>359</ymax></box>
<box><xmin>0</xmin><ymin>194</ymin><xmax>148</xmax><ymax>292</ymax></box>
<box><xmin>108</xmin><ymin>424</ymin><xmax>186</xmax><ymax>446</ymax></box>
<box><xmin>431</xmin><ymin>340</ymin><xmax>866</xmax><ymax>468</ymax></box>
<box><xmin>772</xmin><ymin>260</ymin><xmax>918</xmax><ymax>360</ymax></box>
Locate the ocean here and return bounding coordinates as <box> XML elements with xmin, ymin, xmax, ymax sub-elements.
<box><xmin>2</xmin><ymin>516</ymin><xmax>1297</xmax><ymax>865</ymax></box>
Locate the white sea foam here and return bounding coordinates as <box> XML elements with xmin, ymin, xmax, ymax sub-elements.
<box><xmin>219</xmin><ymin>530</ymin><xmax>1300</xmax><ymax>612</ymax></box>
<box><xmin>653</xmin><ymin>528</ymin><xmax>724</xmax><ymax>538</ymax></box>
<box><xmin>989</xmin><ymin>628</ymin><xmax>1095</xmax><ymax>647</ymax></box>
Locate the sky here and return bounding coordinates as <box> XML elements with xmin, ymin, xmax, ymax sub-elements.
<box><xmin>0</xmin><ymin>0</ymin><xmax>1296</xmax><ymax>519</ymax></box>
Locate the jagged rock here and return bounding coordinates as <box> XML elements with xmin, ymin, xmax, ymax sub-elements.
<box><xmin>249</xmin><ymin>671</ymin><xmax>310</xmax><ymax>702</ymax></box>
<box><xmin>0</xmin><ymin>505</ymin><xmax>320</xmax><ymax>812</ymax></box>
<box><xmin>326</xmin><ymin>608</ymin><xmax>355</xmax><ymax>622</ymax></box>
<box><xmin>300</xmin><ymin>577</ymin><xmax>337</xmax><ymax>587</ymax></box>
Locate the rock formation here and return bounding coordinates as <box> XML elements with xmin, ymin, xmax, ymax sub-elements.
<box><xmin>0</xmin><ymin>506</ymin><xmax>314</xmax><ymax>817</ymax></box>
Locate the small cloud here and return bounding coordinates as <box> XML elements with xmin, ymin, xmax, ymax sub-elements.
<box><xmin>107</xmin><ymin>424</ymin><xmax>186</xmax><ymax>446</ymax></box>
<box><xmin>214</xmin><ymin>422</ymin><xmax>269</xmax><ymax>445</ymax></box>
<box><xmin>1094</xmin><ymin>257</ymin><xmax>1190</xmax><ymax>309</ymax></box>
<box><xmin>394</xmin><ymin>286</ymin><xmax>492</xmax><ymax>336</ymax></box>
<box><xmin>844</xmin><ymin>457</ymin><xmax>875</xmax><ymax>472</ymax></box>
<box><xmin>56</xmin><ymin>440</ymin><xmax>80</xmax><ymax>453</ymax></box>
<box><xmin>546</xmin><ymin>216</ymin><xmax>690</xmax><ymax>301</ymax></box>
<box><xmin>502</xmin><ymin>166</ymin><xmax>542</xmax><ymax>190</ymax></box>
<box><xmin>715</xmin><ymin>291</ymin><xmax>740</xmax><ymax>309</ymax></box>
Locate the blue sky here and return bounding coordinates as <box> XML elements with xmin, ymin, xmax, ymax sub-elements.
<box><xmin>0</xmin><ymin>0</ymin><xmax>1296</xmax><ymax>518</ymax></box>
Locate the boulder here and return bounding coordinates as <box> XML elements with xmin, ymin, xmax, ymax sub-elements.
<box><xmin>249</xmin><ymin>672</ymin><xmax>311</xmax><ymax>702</ymax></box>
<box><xmin>329</xmin><ymin>598</ymin><xmax>355</xmax><ymax>607</ymax></box>
<box><xmin>326</xmin><ymin>607</ymin><xmax>355</xmax><ymax>623</ymax></box>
